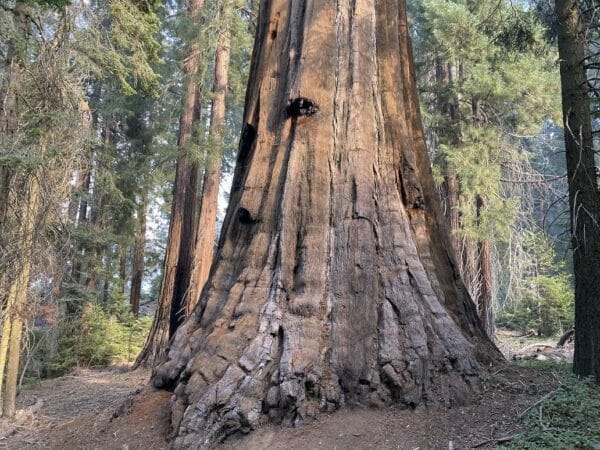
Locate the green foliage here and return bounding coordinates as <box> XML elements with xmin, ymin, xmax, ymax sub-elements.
<box><xmin>31</xmin><ymin>302</ymin><xmax>152</xmax><ymax>378</ymax></box>
<box><xmin>440</xmin><ymin>127</ymin><xmax>519</xmax><ymax>241</ymax></box>
<box><xmin>410</xmin><ymin>0</ymin><xmax>566</xmax><ymax>321</ymax></box>
<box><xmin>501</xmin><ymin>362</ymin><xmax>600</xmax><ymax>449</ymax></box>
<box><xmin>108</xmin><ymin>0</ymin><xmax>162</xmax><ymax>95</ymax></box>
<box><xmin>413</xmin><ymin>0</ymin><xmax>561</xmax><ymax>243</ymax></box>
<box><xmin>497</xmin><ymin>232</ymin><xmax>574</xmax><ymax>336</ymax></box>
<box><xmin>73</xmin><ymin>0</ymin><xmax>163</xmax><ymax>97</ymax></box>
<box><xmin>497</xmin><ymin>274</ymin><xmax>574</xmax><ymax>336</ymax></box>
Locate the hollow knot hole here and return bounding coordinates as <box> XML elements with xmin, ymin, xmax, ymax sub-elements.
<box><xmin>286</xmin><ymin>97</ymin><xmax>319</xmax><ymax>118</ymax></box>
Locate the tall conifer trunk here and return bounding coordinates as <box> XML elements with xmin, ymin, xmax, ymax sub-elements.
<box><xmin>556</xmin><ymin>0</ymin><xmax>600</xmax><ymax>381</ymax></box>
<box><xmin>1</xmin><ymin>176</ymin><xmax>39</xmax><ymax>417</ymax></box>
<box><xmin>0</xmin><ymin>3</ymin><xmax>32</xmax><ymax>417</ymax></box>
<box><xmin>153</xmin><ymin>1</ymin><xmax>500</xmax><ymax>447</ymax></box>
<box><xmin>186</xmin><ymin>14</ymin><xmax>232</xmax><ymax>316</ymax></box>
<box><xmin>471</xmin><ymin>99</ymin><xmax>494</xmax><ymax>339</ymax></box>
<box><xmin>433</xmin><ymin>64</ymin><xmax>494</xmax><ymax>339</ymax></box>
<box><xmin>475</xmin><ymin>195</ymin><xmax>494</xmax><ymax>338</ymax></box>
<box><xmin>135</xmin><ymin>0</ymin><xmax>206</xmax><ymax>368</ymax></box>
<box><xmin>434</xmin><ymin>60</ymin><xmax>463</xmax><ymax>278</ymax></box>
<box><xmin>130</xmin><ymin>194</ymin><xmax>147</xmax><ymax>316</ymax></box>
<box><xmin>70</xmin><ymin>164</ymin><xmax>91</xmax><ymax>286</ymax></box>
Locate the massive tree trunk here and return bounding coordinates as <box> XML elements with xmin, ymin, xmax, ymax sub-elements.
<box><xmin>134</xmin><ymin>0</ymin><xmax>206</xmax><ymax>368</ymax></box>
<box><xmin>130</xmin><ymin>194</ymin><xmax>147</xmax><ymax>316</ymax></box>
<box><xmin>556</xmin><ymin>0</ymin><xmax>600</xmax><ymax>381</ymax></box>
<box><xmin>153</xmin><ymin>1</ymin><xmax>500</xmax><ymax>447</ymax></box>
<box><xmin>185</xmin><ymin>17</ymin><xmax>232</xmax><ymax>316</ymax></box>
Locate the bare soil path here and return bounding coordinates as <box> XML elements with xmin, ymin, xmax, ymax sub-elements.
<box><xmin>0</xmin><ymin>336</ymin><xmax>570</xmax><ymax>449</ymax></box>
<box><xmin>1</xmin><ymin>367</ymin><xmax>170</xmax><ymax>449</ymax></box>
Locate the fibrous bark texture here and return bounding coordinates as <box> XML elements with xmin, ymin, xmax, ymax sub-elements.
<box><xmin>475</xmin><ymin>195</ymin><xmax>494</xmax><ymax>339</ymax></box>
<box><xmin>153</xmin><ymin>1</ymin><xmax>500</xmax><ymax>447</ymax></box>
<box><xmin>134</xmin><ymin>0</ymin><xmax>205</xmax><ymax>368</ymax></box>
<box><xmin>185</xmin><ymin>22</ymin><xmax>232</xmax><ymax>316</ymax></box>
<box><xmin>556</xmin><ymin>0</ymin><xmax>600</xmax><ymax>381</ymax></box>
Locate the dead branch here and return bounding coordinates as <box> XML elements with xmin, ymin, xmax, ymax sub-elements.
<box><xmin>474</xmin><ymin>433</ymin><xmax>523</xmax><ymax>448</ymax></box>
<box><xmin>518</xmin><ymin>388</ymin><xmax>561</xmax><ymax>419</ymax></box>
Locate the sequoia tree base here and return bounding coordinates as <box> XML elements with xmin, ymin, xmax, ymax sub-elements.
<box><xmin>152</xmin><ymin>0</ymin><xmax>502</xmax><ymax>447</ymax></box>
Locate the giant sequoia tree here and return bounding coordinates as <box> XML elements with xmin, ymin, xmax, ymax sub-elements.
<box><xmin>153</xmin><ymin>0</ymin><xmax>500</xmax><ymax>447</ymax></box>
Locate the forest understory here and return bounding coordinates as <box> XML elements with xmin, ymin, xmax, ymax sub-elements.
<box><xmin>0</xmin><ymin>333</ymin><xmax>587</xmax><ymax>450</ymax></box>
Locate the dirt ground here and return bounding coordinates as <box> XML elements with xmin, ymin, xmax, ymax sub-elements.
<box><xmin>0</xmin><ymin>335</ymin><xmax>570</xmax><ymax>450</ymax></box>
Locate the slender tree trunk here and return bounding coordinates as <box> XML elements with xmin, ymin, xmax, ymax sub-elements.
<box><xmin>0</xmin><ymin>4</ymin><xmax>31</xmax><ymax>417</ymax></box>
<box><xmin>2</xmin><ymin>176</ymin><xmax>39</xmax><ymax>417</ymax></box>
<box><xmin>0</xmin><ymin>168</ymin><xmax>10</xmax><ymax>227</ymax></box>
<box><xmin>475</xmin><ymin>195</ymin><xmax>494</xmax><ymax>338</ymax></box>
<box><xmin>470</xmin><ymin>99</ymin><xmax>495</xmax><ymax>340</ymax></box>
<box><xmin>0</xmin><ymin>315</ymin><xmax>12</xmax><ymax>416</ymax></box>
<box><xmin>85</xmin><ymin>123</ymin><xmax>112</xmax><ymax>294</ymax></box>
<box><xmin>434</xmin><ymin>59</ymin><xmax>462</xmax><ymax>259</ymax></box>
<box><xmin>130</xmin><ymin>194</ymin><xmax>147</xmax><ymax>316</ymax></box>
<box><xmin>153</xmin><ymin>1</ymin><xmax>500</xmax><ymax>447</ymax></box>
<box><xmin>70</xmin><ymin>167</ymin><xmax>91</xmax><ymax>285</ymax></box>
<box><xmin>134</xmin><ymin>0</ymin><xmax>206</xmax><ymax>368</ymax></box>
<box><xmin>556</xmin><ymin>0</ymin><xmax>600</xmax><ymax>381</ymax></box>
<box><xmin>0</xmin><ymin>176</ymin><xmax>14</xmax><ymax>389</ymax></box>
<box><xmin>119</xmin><ymin>243</ymin><xmax>128</xmax><ymax>294</ymax></box>
<box><xmin>67</xmin><ymin>169</ymin><xmax>88</xmax><ymax>223</ymax></box>
<box><xmin>185</xmin><ymin>18</ymin><xmax>232</xmax><ymax>316</ymax></box>
<box><xmin>433</xmin><ymin>62</ymin><xmax>491</xmax><ymax>335</ymax></box>
<box><xmin>443</xmin><ymin>172</ymin><xmax>461</xmax><ymax>250</ymax></box>
<box><xmin>78</xmin><ymin>170</ymin><xmax>91</xmax><ymax>227</ymax></box>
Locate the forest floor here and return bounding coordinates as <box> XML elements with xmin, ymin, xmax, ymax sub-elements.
<box><xmin>0</xmin><ymin>331</ymin><xmax>575</xmax><ymax>450</ymax></box>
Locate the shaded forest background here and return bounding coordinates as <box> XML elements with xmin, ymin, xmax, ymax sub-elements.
<box><xmin>0</xmin><ymin>0</ymin><xmax>597</xmax><ymax>418</ymax></box>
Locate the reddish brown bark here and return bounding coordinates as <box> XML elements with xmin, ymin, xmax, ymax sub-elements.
<box><xmin>475</xmin><ymin>195</ymin><xmax>494</xmax><ymax>339</ymax></box>
<box><xmin>152</xmin><ymin>1</ymin><xmax>500</xmax><ymax>447</ymax></box>
<box><xmin>134</xmin><ymin>0</ymin><xmax>206</xmax><ymax>368</ymax></box>
<box><xmin>185</xmin><ymin>21</ymin><xmax>232</xmax><ymax>316</ymax></box>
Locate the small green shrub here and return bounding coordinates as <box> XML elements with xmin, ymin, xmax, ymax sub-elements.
<box><xmin>29</xmin><ymin>302</ymin><xmax>152</xmax><ymax>378</ymax></box>
<box><xmin>497</xmin><ymin>232</ymin><xmax>573</xmax><ymax>337</ymax></box>
<box><xmin>497</xmin><ymin>273</ymin><xmax>574</xmax><ymax>336</ymax></box>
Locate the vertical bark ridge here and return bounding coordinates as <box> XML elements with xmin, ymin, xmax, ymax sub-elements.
<box><xmin>185</xmin><ymin>16</ymin><xmax>232</xmax><ymax>316</ymax></box>
<box><xmin>134</xmin><ymin>0</ymin><xmax>206</xmax><ymax>368</ymax></box>
<box><xmin>556</xmin><ymin>0</ymin><xmax>600</xmax><ymax>381</ymax></box>
<box><xmin>153</xmin><ymin>1</ymin><xmax>500</xmax><ymax>447</ymax></box>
